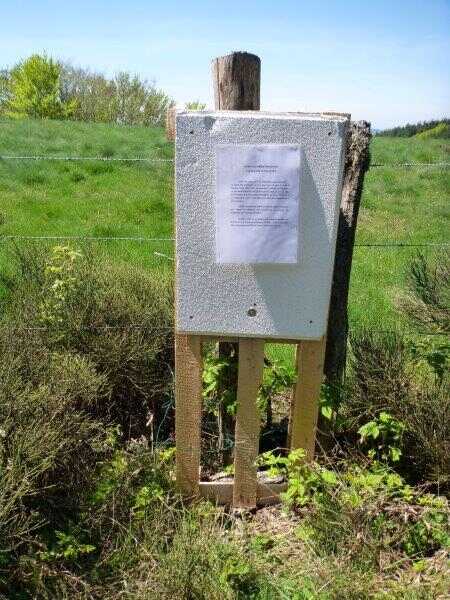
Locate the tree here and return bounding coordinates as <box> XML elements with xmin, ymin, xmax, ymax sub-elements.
<box><xmin>59</xmin><ymin>64</ymin><xmax>172</xmax><ymax>126</ymax></box>
<box><xmin>6</xmin><ymin>54</ymin><xmax>74</xmax><ymax>119</ymax></box>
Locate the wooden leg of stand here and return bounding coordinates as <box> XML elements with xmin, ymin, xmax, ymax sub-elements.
<box><xmin>233</xmin><ymin>338</ymin><xmax>265</xmax><ymax>509</ymax></box>
<box><xmin>289</xmin><ymin>339</ymin><xmax>326</xmax><ymax>460</ymax></box>
<box><xmin>175</xmin><ymin>334</ymin><xmax>203</xmax><ymax>496</ymax></box>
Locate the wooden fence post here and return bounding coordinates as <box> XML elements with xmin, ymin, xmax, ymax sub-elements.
<box><xmin>211</xmin><ymin>52</ymin><xmax>261</xmax><ymax>463</ymax></box>
<box><xmin>166</xmin><ymin>106</ymin><xmax>176</xmax><ymax>141</ymax></box>
<box><xmin>212</xmin><ymin>51</ymin><xmax>261</xmax><ymax>110</ymax></box>
<box><xmin>324</xmin><ymin>121</ymin><xmax>371</xmax><ymax>385</ymax></box>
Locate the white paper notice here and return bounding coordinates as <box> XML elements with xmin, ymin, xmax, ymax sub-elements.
<box><xmin>216</xmin><ymin>144</ymin><xmax>300</xmax><ymax>264</ymax></box>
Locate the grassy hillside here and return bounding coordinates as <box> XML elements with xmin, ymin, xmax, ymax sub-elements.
<box><xmin>0</xmin><ymin>118</ymin><xmax>448</xmax><ymax>338</ymax></box>
<box><xmin>415</xmin><ymin>123</ymin><xmax>450</xmax><ymax>139</ymax></box>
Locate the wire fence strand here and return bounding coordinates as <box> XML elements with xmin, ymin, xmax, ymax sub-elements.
<box><xmin>370</xmin><ymin>162</ymin><xmax>450</xmax><ymax>168</ymax></box>
<box><xmin>0</xmin><ymin>155</ymin><xmax>174</xmax><ymax>163</ymax></box>
<box><xmin>0</xmin><ymin>322</ymin><xmax>446</xmax><ymax>337</ymax></box>
<box><xmin>1</xmin><ymin>155</ymin><xmax>450</xmax><ymax>169</ymax></box>
<box><xmin>354</xmin><ymin>242</ymin><xmax>450</xmax><ymax>248</ymax></box>
<box><xmin>0</xmin><ymin>235</ymin><xmax>174</xmax><ymax>242</ymax></box>
<box><xmin>0</xmin><ymin>154</ymin><xmax>448</xmax><ymax>249</ymax></box>
<box><xmin>1</xmin><ymin>235</ymin><xmax>448</xmax><ymax>249</ymax></box>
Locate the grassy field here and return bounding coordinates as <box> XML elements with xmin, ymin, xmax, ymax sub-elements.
<box><xmin>0</xmin><ymin>118</ymin><xmax>174</xmax><ymax>282</ymax></box>
<box><xmin>1</xmin><ymin>118</ymin><xmax>449</xmax><ymax>599</ymax></box>
<box><xmin>0</xmin><ymin>118</ymin><xmax>448</xmax><ymax>345</ymax></box>
<box><xmin>350</xmin><ymin>136</ymin><xmax>449</xmax><ymax>331</ymax></box>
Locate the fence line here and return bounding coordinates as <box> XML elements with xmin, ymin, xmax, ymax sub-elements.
<box><xmin>0</xmin><ymin>155</ymin><xmax>173</xmax><ymax>163</ymax></box>
<box><xmin>0</xmin><ymin>322</ymin><xmax>446</xmax><ymax>337</ymax></box>
<box><xmin>354</xmin><ymin>242</ymin><xmax>450</xmax><ymax>248</ymax></box>
<box><xmin>0</xmin><ymin>156</ymin><xmax>448</xmax><ymax>250</ymax></box>
<box><xmin>0</xmin><ymin>324</ymin><xmax>174</xmax><ymax>332</ymax></box>
<box><xmin>0</xmin><ymin>235</ymin><xmax>174</xmax><ymax>242</ymax></box>
<box><xmin>370</xmin><ymin>162</ymin><xmax>450</xmax><ymax>168</ymax></box>
<box><xmin>1</xmin><ymin>155</ymin><xmax>450</xmax><ymax>169</ymax></box>
<box><xmin>1</xmin><ymin>235</ymin><xmax>448</xmax><ymax>249</ymax></box>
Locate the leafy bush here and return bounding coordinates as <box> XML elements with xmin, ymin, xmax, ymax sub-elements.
<box><xmin>358</xmin><ymin>411</ymin><xmax>406</xmax><ymax>463</ymax></box>
<box><xmin>1</xmin><ymin>243</ymin><xmax>174</xmax><ymax>437</ymax></box>
<box><xmin>295</xmin><ymin>462</ymin><xmax>449</xmax><ymax>565</ymax></box>
<box><xmin>400</xmin><ymin>251</ymin><xmax>450</xmax><ymax>334</ymax></box>
<box><xmin>185</xmin><ymin>100</ymin><xmax>206</xmax><ymax>110</ymax></box>
<box><xmin>415</xmin><ymin>122</ymin><xmax>450</xmax><ymax>139</ymax></box>
<box><xmin>0</xmin><ymin>55</ymin><xmax>173</xmax><ymax>126</ymax></box>
<box><xmin>257</xmin><ymin>449</ymin><xmax>338</xmax><ymax>510</ymax></box>
<box><xmin>60</xmin><ymin>63</ymin><xmax>173</xmax><ymax>126</ymax></box>
<box><xmin>0</xmin><ymin>243</ymin><xmax>174</xmax><ymax>594</ymax></box>
<box><xmin>0</xmin><ymin>339</ymin><xmax>108</xmax><ymax>590</ymax></box>
<box><xmin>342</xmin><ymin>329</ymin><xmax>449</xmax><ymax>488</ymax></box>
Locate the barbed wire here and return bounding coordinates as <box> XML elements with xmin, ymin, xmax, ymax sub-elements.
<box><xmin>1</xmin><ymin>155</ymin><xmax>449</xmax><ymax>169</ymax></box>
<box><xmin>1</xmin><ymin>235</ymin><xmax>448</xmax><ymax>249</ymax></box>
<box><xmin>370</xmin><ymin>162</ymin><xmax>450</xmax><ymax>168</ymax></box>
<box><xmin>0</xmin><ymin>235</ymin><xmax>174</xmax><ymax>242</ymax></box>
<box><xmin>0</xmin><ymin>322</ymin><xmax>446</xmax><ymax>337</ymax></box>
<box><xmin>0</xmin><ymin>156</ymin><xmax>447</xmax><ymax>250</ymax></box>
<box><xmin>354</xmin><ymin>242</ymin><xmax>450</xmax><ymax>248</ymax></box>
<box><xmin>0</xmin><ymin>155</ymin><xmax>173</xmax><ymax>163</ymax></box>
<box><xmin>0</xmin><ymin>323</ymin><xmax>175</xmax><ymax>332</ymax></box>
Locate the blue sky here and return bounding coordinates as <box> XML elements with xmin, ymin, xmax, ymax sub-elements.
<box><xmin>1</xmin><ymin>0</ymin><xmax>449</xmax><ymax>128</ymax></box>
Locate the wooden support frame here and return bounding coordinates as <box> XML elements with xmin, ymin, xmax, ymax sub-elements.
<box><xmin>288</xmin><ymin>339</ymin><xmax>326</xmax><ymax>459</ymax></box>
<box><xmin>175</xmin><ymin>334</ymin><xmax>203</xmax><ymax>496</ymax></box>
<box><xmin>233</xmin><ymin>339</ymin><xmax>265</xmax><ymax>508</ymax></box>
<box><xmin>173</xmin><ymin>51</ymin><xmax>345</xmax><ymax>509</ymax></box>
<box><xmin>175</xmin><ymin>333</ymin><xmax>326</xmax><ymax>508</ymax></box>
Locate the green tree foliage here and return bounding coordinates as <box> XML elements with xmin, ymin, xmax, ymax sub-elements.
<box><xmin>5</xmin><ymin>54</ymin><xmax>74</xmax><ymax>119</ymax></box>
<box><xmin>59</xmin><ymin>63</ymin><xmax>173</xmax><ymax>126</ymax></box>
<box><xmin>378</xmin><ymin>118</ymin><xmax>450</xmax><ymax>137</ymax></box>
<box><xmin>0</xmin><ymin>55</ymin><xmax>172</xmax><ymax>126</ymax></box>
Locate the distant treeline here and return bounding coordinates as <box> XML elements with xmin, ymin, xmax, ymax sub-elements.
<box><xmin>378</xmin><ymin>119</ymin><xmax>450</xmax><ymax>137</ymax></box>
<box><xmin>0</xmin><ymin>54</ymin><xmax>173</xmax><ymax>127</ymax></box>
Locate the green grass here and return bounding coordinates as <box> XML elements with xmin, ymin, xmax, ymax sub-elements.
<box><xmin>350</xmin><ymin>136</ymin><xmax>449</xmax><ymax>332</ymax></box>
<box><xmin>0</xmin><ymin>118</ymin><xmax>174</xmax><ymax>280</ymax></box>
<box><xmin>1</xmin><ymin>118</ymin><xmax>448</xmax><ymax>363</ymax></box>
<box><xmin>1</xmin><ymin>118</ymin><xmax>448</xmax><ymax>599</ymax></box>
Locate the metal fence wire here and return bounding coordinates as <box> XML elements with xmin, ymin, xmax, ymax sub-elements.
<box><xmin>0</xmin><ymin>152</ymin><xmax>448</xmax><ymax>339</ymax></box>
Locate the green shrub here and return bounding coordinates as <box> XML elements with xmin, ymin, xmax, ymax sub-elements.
<box><xmin>257</xmin><ymin>448</ymin><xmax>338</xmax><ymax>510</ymax></box>
<box><xmin>5</xmin><ymin>54</ymin><xmax>75</xmax><ymax>119</ymax></box>
<box><xmin>0</xmin><ymin>341</ymin><xmax>108</xmax><ymax>591</ymax></box>
<box><xmin>294</xmin><ymin>462</ymin><xmax>449</xmax><ymax>566</ymax></box>
<box><xmin>0</xmin><ymin>243</ymin><xmax>174</xmax><ymax>595</ymax></box>
<box><xmin>358</xmin><ymin>411</ymin><xmax>406</xmax><ymax>463</ymax></box>
<box><xmin>400</xmin><ymin>251</ymin><xmax>450</xmax><ymax>334</ymax></box>
<box><xmin>415</xmin><ymin>122</ymin><xmax>450</xmax><ymax>139</ymax></box>
<box><xmin>1</xmin><ymin>243</ymin><xmax>174</xmax><ymax>437</ymax></box>
<box><xmin>343</xmin><ymin>329</ymin><xmax>449</xmax><ymax>488</ymax></box>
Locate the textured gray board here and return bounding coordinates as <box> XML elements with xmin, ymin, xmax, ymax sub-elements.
<box><xmin>175</xmin><ymin>110</ymin><xmax>349</xmax><ymax>340</ymax></box>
